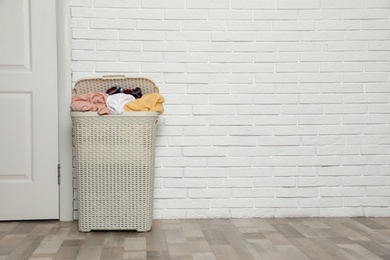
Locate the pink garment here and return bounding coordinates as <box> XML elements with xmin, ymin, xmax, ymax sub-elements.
<box><xmin>71</xmin><ymin>92</ymin><xmax>111</xmax><ymax>115</ymax></box>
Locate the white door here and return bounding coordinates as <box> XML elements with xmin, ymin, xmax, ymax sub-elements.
<box><xmin>0</xmin><ymin>0</ymin><xmax>59</xmax><ymax>220</ymax></box>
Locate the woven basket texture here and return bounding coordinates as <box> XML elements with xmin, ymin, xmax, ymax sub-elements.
<box><xmin>71</xmin><ymin>77</ymin><xmax>158</xmax><ymax>232</ymax></box>
<box><xmin>72</xmin><ymin>77</ymin><xmax>157</xmax><ymax>94</ymax></box>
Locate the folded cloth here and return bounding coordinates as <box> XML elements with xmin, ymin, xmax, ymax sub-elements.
<box><xmin>70</xmin><ymin>92</ymin><xmax>111</xmax><ymax>115</ymax></box>
<box><xmin>106</xmin><ymin>93</ymin><xmax>135</xmax><ymax>115</ymax></box>
<box><xmin>124</xmin><ymin>93</ymin><xmax>165</xmax><ymax>114</ymax></box>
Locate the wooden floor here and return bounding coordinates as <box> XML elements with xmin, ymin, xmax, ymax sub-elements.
<box><xmin>1</xmin><ymin>218</ymin><xmax>390</xmax><ymax>260</ymax></box>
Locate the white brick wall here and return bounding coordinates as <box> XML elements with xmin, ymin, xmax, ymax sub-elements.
<box><xmin>71</xmin><ymin>0</ymin><xmax>390</xmax><ymax>219</ymax></box>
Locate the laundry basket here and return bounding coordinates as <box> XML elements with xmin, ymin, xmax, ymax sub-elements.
<box><xmin>71</xmin><ymin>76</ymin><xmax>159</xmax><ymax>232</ymax></box>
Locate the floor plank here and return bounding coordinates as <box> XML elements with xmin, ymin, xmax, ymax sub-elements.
<box><xmin>0</xmin><ymin>218</ymin><xmax>389</xmax><ymax>259</ymax></box>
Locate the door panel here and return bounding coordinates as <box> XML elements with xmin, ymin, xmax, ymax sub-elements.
<box><xmin>0</xmin><ymin>0</ymin><xmax>59</xmax><ymax>220</ymax></box>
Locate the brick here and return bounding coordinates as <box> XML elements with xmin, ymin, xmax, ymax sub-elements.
<box><xmin>72</xmin><ymin>50</ymin><xmax>117</xmax><ymax>61</ymax></box>
<box><xmin>301</xmin><ymin>136</ymin><xmax>345</xmax><ymax>145</ymax></box>
<box><xmin>228</xmin><ymin>21</ymin><xmax>271</xmax><ymax>31</ymax></box>
<box><xmin>209</xmin><ymin>11</ymin><xmax>253</xmax><ymax>20</ymax></box>
<box><xmin>366</xmin><ymin>0</ymin><xmax>390</xmax><ymax>8</ymax></box>
<box><xmin>165</xmin><ymin>32</ymin><xmax>210</xmax><ymax>41</ymax></box>
<box><xmin>210</xmin><ymin>53</ymin><xmax>253</xmax><ymax>63</ymax></box>
<box><xmin>184</xmin><ymin>168</ymin><xmax>228</xmax><ymax>178</ymax></box>
<box><xmin>193</xmin><ymin>105</ymin><xmax>235</xmax><ymax>115</ymax></box>
<box><xmin>298</xmin><ymin>115</ymin><xmax>341</xmax><ymax>125</ymax></box>
<box><xmin>363</xmin><ymin>125</ymin><xmax>390</xmax><ymax>135</ymax></box>
<box><xmin>233</xmin><ymin>64</ymin><xmax>275</xmax><ymax>74</ymax></box>
<box><xmin>167</xmin><ymin>199</ymin><xmax>210</xmax><ymax>209</ymax></box>
<box><xmin>254</xmin><ymin>177</ymin><xmax>296</xmax><ymax>187</ymax></box>
<box><xmin>321</xmin><ymin>0</ymin><xmax>365</xmax><ymax>9</ymax></box>
<box><xmin>119</xmin><ymin>10</ymin><xmax>163</xmax><ymax>19</ymax></box>
<box><xmin>298</xmin><ymin>177</ymin><xmax>341</xmax><ymax>187</ymax></box>
<box><xmin>345</xmin><ymin>52</ymin><xmax>388</xmax><ymax>62</ymax></box>
<box><xmin>156</xmin><ymin>147</ymin><xmax>182</xmax><ymax>157</ymax></box>
<box><xmin>164</xmin><ymin>10</ymin><xmax>207</xmax><ymax>20</ymax></box>
<box><xmin>362</xmin><ymin>145</ymin><xmax>390</xmax><ymax>155</ymax></box>
<box><xmin>72</xmin><ymin>40</ymin><xmax>95</xmax><ymax>50</ymax></box>
<box><xmin>255</xmin><ymin>94</ymin><xmax>299</xmax><ymax>104</ymax></box>
<box><xmin>187</xmin><ymin>85</ymin><xmax>230</xmax><ymax>94</ymax></box>
<box><xmin>95</xmin><ymin>62</ymin><xmax>139</xmax><ymax>73</ymax></box>
<box><xmin>210</xmin><ymin>116</ymin><xmax>253</xmax><ymax>126</ymax></box>
<box><xmin>345</xmin><ymin>95</ymin><xmax>388</xmax><ymax>104</ymax></box>
<box><xmin>233</xmin><ymin>188</ymin><xmax>274</xmax><ymax>198</ymax></box>
<box><xmin>298</xmin><ymin>157</ymin><xmax>340</xmax><ymax>167</ymax></box>
<box><xmin>319</xmin><ymin>166</ymin><xmax>362</xmax><ymax>176</ymax></box>
<box><xmin>320</xmin><ymin>63</ymin><xmax>363</xmax><ymax>72</ymax></box>
<box><xmin>165</xmin><ymin>116</ymin><xmax>208</xmax><ymax>126</ymax></box>
<box><xmin>344</xmin><ymin>10</ymin><xmax>389</xmax><ymax>20</ymax></box>
<box><xmin>164</xmin><ymin>105</ymin><xmax>192</xmax><ymax>115</ymax></box>
<box><xmin>279</xmin><ymin>63</ymin><xmax>320</xmax><ymax>73</ymax></box>
<box><xmin>187</xmin><ymin>209</ymin><xmax>231</xmax><ymax>218</ymax></box>
<box><xmin>320</xmin><ymin>208</ymin><xmax>364</xmax><ymax>217</ymax></box>
<box><xmin>274</xmin><ymin>167</ymin><xmax>317</xmax><ymax>177</ymax></box>
<box><xmin>237</xmin><ymin>105</ymin><xmax>279</xmax><ymax>115</ymax></box>
<box><xmin>208</xmin><ymin>179</ymin><xmax>253</xmax><ymax>188</ymax></box>
<box><xmin>94</xmin><ymin>0</ymin><xmax>138</xmax><ymax>8</ymax></box>
<box><xmin>165</xmin><ymin>74</ymin><xmax>208</xmax><ymax>84</ymax></box>
<box><xmin>299</xmin><ymin>198</ymin><xmax>343</xmax><ymax>207</ymax></box>
<box><xmin>253</xmin><ymin>157</ymin><xmax>298</xmax><ymax>167</ymax></box>
<box><xmin>321</xmin><ymin>187</ymin><xmax>364</xmax><ymax>197</ymax></box>
<box><xmin>72</xmin><ymin>7</ymin><xmax>116</xmax><ymax>18</ymax></box>
<box><xmin>212</xmin><ymin>32</ymin><xmax>254</xmax><ymax>42</ymax></box>
<box><xmin>273</xmin><ymin>21</ymin><xmax>315</xmax><ymax>31</ymax></box>
<box><xmin>255</xmin><ymin>199</ymin><xmax>298</xmax><ymax>208</ymax></box>
<box><xmin>73</xmin><ymin>29</ymin><xmax>118</xmax><ymax>40</ymax></box>
<box><xmin>208</xmin><ymin>158</ymin><xmax>252</xmax><ymax>167</ymax></box>
<box><xmin>164</xmin><ymin>157</ymin><xmax>208</xmax><ymax>167</ymax></box>
<box><xmin>344</xmin><ymin>198</ymin><xmax>389</xmax><ymax>207</ymax></box>
<box><xmin>90</xmin><ymin>19</ymin><xmax>136</xmax><ymax>29</ymax></box>
<box><xmin>119</xmin><ymin>52</ymin><xmax>162</xmax><ymax>62</ymax></box>
<box><xmin>297</xmin><ymin>10</ymin><xmax>342</xmax><ymax>20</ymax></box>
<box><xmin>342</xmin><ymin>155</ymin><xmax>386</xmax><ymax>166</ymax></box>
<box><xmin>255</xmin><ymin>10</ymin><xmax>297</xmax><ymax>20</ymax></box>
<box><xmin>154</xmin><ymin>189</ymin><xmax>187</xmax><ymax>199</ymax></box>
<box><xmin>369</xmin><ymin>42</ymin><xmax>390</xmax><ymax>51</ymax></box>
<box><xmin>363</xmin><ymin>166</ymin><xmax>390</xmax><ymax>176</ymax></box>
<box><xmin>299</xmin><ymin>94</ymin><xmax>343</xmax><ymax>103</ymax></box>
<box><xmin>366</xmin><ymin>187</ymin><xmax>390</xmax><ymax>197</ymax></box>
<box><xmin>141</xmin><ymin>63</ymin><xmax>185</xmax><ymax>73</ymax></box>
<box><xmin>276</xmin><ymin>188</ymin><xmax>319</xmax><ymax>198</ymax></box>
<box><xmin>70</xmin><ymin>0</ymin><xmax>92</xmax><ymax>7</ymax></box>
<box><xmin>318</xmin><ymin>126</ymin><xmax>362</xmax><ymax>135</ymax></box>
<box><xmin>168</xmin><ymin>137</ymin><xmax>212</xmax><ymax>146</ymax></box>
<box><xmin>209</xmin><ymin>74</ymin><xmax>254</xmax><ymax>84</ymax></box>
<box><xmin>274</xmin><ymin>126</ymin><xmax>317</xmax><ymax>136</ymax></box>
<box><xmin>71</xmin><ymin>62</ymin><xmax>95</xmax><ymax>72</ymax></box>
<box><xmin>71</xmin><ymin>18</ymin><xmax>88</xmax><ymax>28</ymax></box>
<box><xmin>183</xmin><ymin>21</ymin><xmax>226</xmax><ymax>31</ymax></box>
<box><xmin>183</xmin><ymin>126</ymin><xmax>227</xmax><ymax>136</ymax></box>
<box><xmin>255</xmin><ymin>115</ymin><xmax>298</xmax><ymax>125</ymax></box>
<box><xmin>257</xmin><ymin>136</ymin><xmax>301</xmax><ymax>146</ymax></box>
<box><xmin>120</xmin><ymin>31</ymin><xmax>164</xmax><ymax>41</ymax></box>
<box><xmin>142</xmin><ymin>0</ymin><xmax>185</xmax><ymax>9</ymax></box>
<box><xmin>188</xmin><ymin>43</ymin><xmax>232</xmax><ymax>52</ymax></box>
<box><xmin>188</xmin><ymin>189</ymin><xmax>231</xmax><ymax>198</ymax></box>
<box><xmin>211</xmin><ymin>199</ymin><xmax>254</xmax><ymax>208</ymax></box>
<box><xmin>300</xmin><ymin>32</ymin><xmax>345</xmax><ymax>42</ymax></box>
<box><xmin>271</xmin><ymin>146</ymin><xmax>316</xmax><ymax>156</ymax></box>
<box><xmin>346</xmin><ymin>136</ymin><xmax>390</xmax><ymax>145</ymax></box>
<box><xmin>187</xmin><ymin>63</ymin><xmax>230</xmax><ymax>73</ymax></box>
<box><xmin>342</xmin><ymin>115</ymin><xmax>386</xmax><ymax>124</ymax></box>
<box><xmin>231</xmin><ymin>0</ymin><xmax>275</xmax><ymax>9</ymax></box>
<box><xmin>277</xmin><ymin>0</ymin><xmax>320</xmax><ymax>9</ymax></box>
<box><xmin>96</xmin><ymin>41</ymin><xmax>141</xmax><ymax>51</ymax></box>
<box><xmin>255</xmin><ymin>74</ymin><xmax>299</xmax><ymax>84</ymax></box>
<box><xmin>317</xmin><ymin>21</ymin><xmax>361</xmax><ymax>31</ymax></box>
<box><xmin>281</xmin><ymin>105</ymin><xmax>323</xmax><ymax>114</ymax></box>
<box><xmin>229</xmin><ymin>126</ymin><xmax>273</xmax><ymax>136</ymax></box>
<box><xmin>209</xmin><ymin>96</ymin><xmax>253</xmax><ymax>105</ymax></box>
<box><xmin>256</xmin><ymin>32</ymin><xmax>300</xmax><ymax>42</ymax></box>
<box><xmin>228</xmin><ymin>147</ymin><xmax>271</xmax><ymax>157</ymax></box>
<box><xmin>164</xmin><ymin>53</ymin><xmax>208</xmax><ymax>63</ymax></box>
<box><xmin>234</xmin><ymin>42</ymin><xmax>276</xmax><ymax>52</ymax></box>
<box><xmin>299</xmin><ymin>74</ymin><xmax>342</xmax><ymax>83</ymax></box>
<box><xmin>342</xmin><ymin>177</ymin><xmax>387</xmax><ymax>186</ymax></box>
<box><xmin>343</xmin><ymin>73</ymin><xmax>387</xmax><ymax>83</ymax></box>
<box><xmin>346</xmin><ymin>31</ymin><xmax>390</xmax><ymax>41</ymax></box>
<box><xmin>164</xmin><ymin>178</ymin><xmax>207</xmax><ymax>188</ymax></box>
<box><xmin>300</xmin><ymin>53</ymin><xmax>342</xmax><ymax>62</ymax></box>
<box><xmin>214</xmin><ymin>137</ymin><xmax>258</xmax><ymax>146</ymax></box>
<box><xmin>255</xmin><ymin>53</ymin><xmax>298</xmax><ymax>63</ymax></box>
<box><xmin>229</xmin><ymin>168</ymin><xmax>273</xmax><ymax>177</ymax></box>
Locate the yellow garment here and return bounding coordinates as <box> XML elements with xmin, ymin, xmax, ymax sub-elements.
<box><xmin>124</xmin><ymin>93</ymin><xmax>165</xmax><ymax>114</ymax></box>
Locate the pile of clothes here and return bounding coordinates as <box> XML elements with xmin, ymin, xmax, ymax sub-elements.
<box><xmin>70</xmin><ymin>86</ymin><xmax>165</xmax><ymax>115</ymax></box>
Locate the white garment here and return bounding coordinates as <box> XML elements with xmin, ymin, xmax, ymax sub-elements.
<box><xmin>106</xmin><ymin>94</ymin><xmax>135</xmax><ymax>115</ymax></box>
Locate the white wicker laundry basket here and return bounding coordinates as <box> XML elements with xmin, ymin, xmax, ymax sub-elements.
<box><xmin>71</xmin><ymin>76</ymin><xmax>159</xmax><ymax>232</ymax></box>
